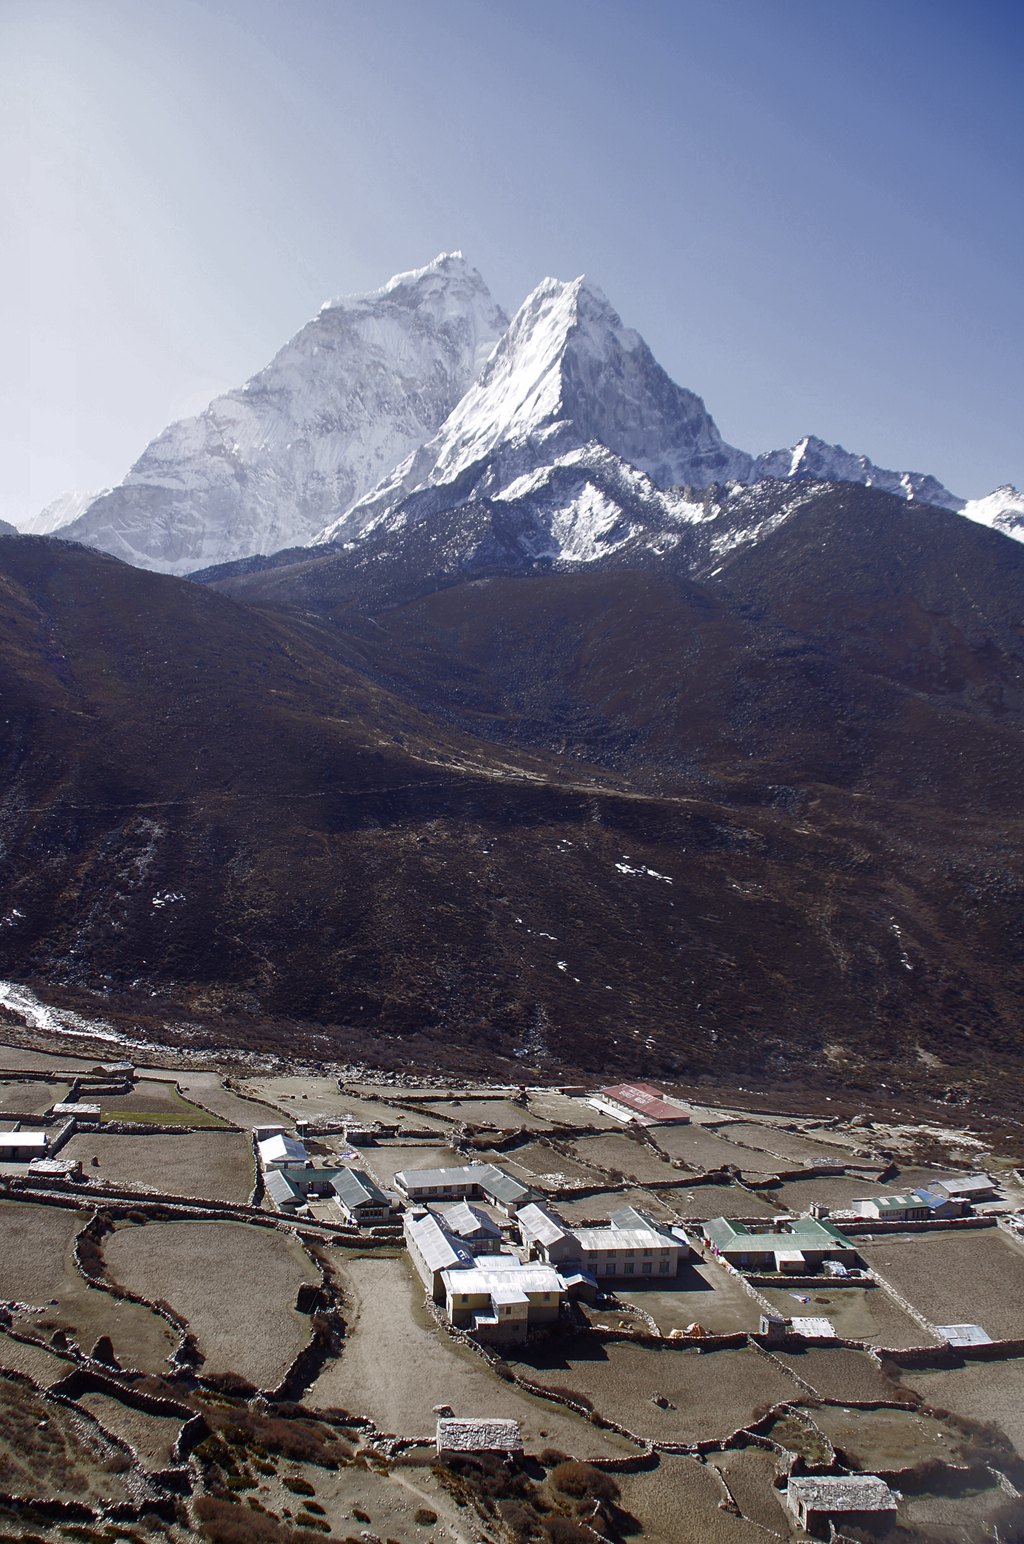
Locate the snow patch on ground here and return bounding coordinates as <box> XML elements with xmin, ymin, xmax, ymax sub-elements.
<box><xmin>615</xmin><ymin>858</ymin><xmax>673</xmax><ymax>883</ymax></box>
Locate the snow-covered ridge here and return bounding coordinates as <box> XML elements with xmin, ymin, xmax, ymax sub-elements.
<box><xmin>960</xmin><ymin>485</ymin><xmax>1024</xmax><ymax>540</ymax></box>
<box><xmin>34</xmin><ymin>252</ymin><xmax>1022</xmax><ymax>573</ymax></box>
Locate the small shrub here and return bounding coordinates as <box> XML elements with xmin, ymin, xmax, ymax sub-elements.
<box><xmin>549</xmin><ymin>1462</ymin><xmax>619</xmax><ymax>1503</ymax></box>
<box><xmin>414</xmin><ymin>1508</ymin><xmax>438</xmax><ymax>1526</ymax></box>
<box><xmin>283</xmin><ymin>1476</ymin><xmax>315</xmax><ymax>1496</ymax></box>
<box><xmin>545</xmin><ymin>1520</ymin><xmax>593</xmax><ymax>1544</ymax></box>
<box><xmin>351</xmin><ymin>1508</ymin><xmax>370</xmax><ymax>1523</ymax></box>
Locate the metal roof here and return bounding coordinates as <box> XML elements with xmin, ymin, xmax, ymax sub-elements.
<box><xmin>610</xmin><ymin>1205</ymin><xmax>669</xmax><ymax>1234</ymax></box>
<box><xmin>856</xmin><ymin>1193</ymin><xmax>925</xmax><ymax>1212</ymax></box>
<box><xmin>573</xmin><ymin>1226</ymin><xmax>678</xmax><ymax>1252</ymax></box>
<box><xmin>936</xmin><ymin>1172</ymin><xmax>997</xmax><ymax>1197</ymax></box>
<box><xmin>517</xmin><ymin>1202</ymin><xmax>570</xmax><ymax>1247</ymax></box>
<box><xmin>476</xmin><ymin>1164</ymin><xmax>530</xmax><ymax>1204</ymax></box>
<box><xmin>936</xmin><ymin>1322</ymin><xmax>993</xmax><ymax>1347</ymax></box>
<box><xmin>396</xmin><ymin>1164</ymin><xmax>482</xmax><ymax>1191</ymax></box>
<box><xmin>790</xmin><ymin>1316</ymin><xmax>836</xmax><ymax>1338</ymax></box>
<box><xmin>441</xmin><ymin>1261</ymin><xmax>564</xmax><ymax>1297</ymax></box>
<box><xmin>257</xmin><ymin>1134</ymin><xmax>308</xmax><ymax>1164</ymax></box>
<box><xmin>444</xmin><ymin>1201</ymin><xmax>501</xmax><ymax>1238</ymax></box>
<box><xmin>331</xmin><ymin>1168</ymin><xmax>389</xmax><ymax>1210</ymax></box>
<box><xmin>0</xmin><ymin>1132</ymin><xmax>48</xmax><ymax>1148</ymax></box>
<box><xmin>265</xmin><ymin>1170</ymin><xmax>301</xmax><ymax>1206</ymax></box>
<box><xmin>405</xmin><ymin>1211</ymin><xmax>474</xmax><ymax>1273</ymax></box>
<box><xmin>703</xmin><ymin>1216</ymin><xmax>854</xmax><ymax>1252</ymax></box>
<box><xmin>598</xmin><ymin>1082</ymin><xmax>690</xmax><ymax>1123</ymax></box>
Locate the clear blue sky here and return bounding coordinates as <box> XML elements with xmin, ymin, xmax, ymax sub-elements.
<box><xmin>2</xmin><ymin>0</ymin><xmax>1021</xmax><ymax>523</ymax></box>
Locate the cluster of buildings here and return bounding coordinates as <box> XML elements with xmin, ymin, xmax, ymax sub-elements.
<box><xmin>848</xmin><ymin>1172</ymin><xmax>998</xmax><ymax>1223</ymax></box>
<box><xmin>402</xmin><ymin>1179</ymin><xmax>693</xmax><ymax>1342</ymax></box>
<box><xmin>257</xmin><ymin>1130</ymin><xmax>397</xmax><ymax>1225</ymax></box>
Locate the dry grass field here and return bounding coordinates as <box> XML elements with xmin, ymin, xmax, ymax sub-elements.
<box><xmin>361</xmin><ymin>1142</ymin><xmax>462</xmax><ymax>1191</ymax></box>
<box><xmin>309</xmin><ymin>1255</ymin><xmax>632</xmax><ymax>1455</ymax></box>
<box><xmin>0</xmin><ymin>1041</ymin><xmax>100</xmax><ymax>1073</ymax></box>
<box><xmin>716</xmin><ymin>1120</ymin><xmax>853</xmax><ymax>1164</ymax></box>
<box><xmin>652</xmin><ymin>1124</ymin><xmax>789</xmax><ymax>1173</ymax></box>
<box><xmin>758</xmin><ymin>1282</ymin><xmax>926</xmax><ymax>1347</ymax></box>
<box><xmin>62</xmin><ymin>1128</ymin><xmax>254</xmax><ymax>1201</ymax></box>
<box><xmin>555</xmin><ymin>1187</ymin><xmax>677</xmax><ymax>1222</ymax></box>
<box><xmin>526</xmin><ymin>1092</ymin><xmax>619</xmax><ymax>1128</ymax></box>
<box><xmin>607</xmin><ymin>1258</ymin><xmax>760</xmax><ymax>1335</ymax></box>
<box><xmin>0</xmin><ymin>1371</ymin><xmax>135</xmax><ymax>1506</ymax></box>
<box><xmin>427</xmin><ymin>1096</ymin><xmax>553</xmax><ymax>1129</ymax></box>
<box><xmin>570</xmin><ymin>1131</ymin><xmax>677</xmax><ymax>1182</ymax></box>
<box><xmin>813</xmin><ymin>1404</ymin><xmax>964</xmax><ymax>1469</ymax></box>
<box><xmin>710</xmin><ymin>1446</ymin><xmax>789</xmax><ymax>1533</ymax></box>
<box><xmin>0</xmin><ymin>1078</ymin><xmax>71</xmax><ymax>1114</ymax></box>
<box><xmin>241</xmin><ymin>1075</ymin><xmax>458</xmax><ymax>1131</ymax></box>
<box><xmin>154</xmin><ymin>1069</ymin><xmax>276</xmax><ymax>1127</ymax></box>
<box><xmin>103</xmin><ymin>1219</ymin><xmax>318</xmax><ymax>1389</ymax></box>
<box><xmin>865</xmin><ymin>1228</ymin><xmax>1024</xmax><ymax>1338</ymax></box>
<box><xmin>97</xmin><ymin>1076</ymin><xmax>231</xmax><ymax>1127</ymax></box>
<box><xmin>0</xmin><ymin>1329</ymin><xmax>72</xmax><ymax>1387</ymax></box>
<box><xmin>769</xmin><ymin>1173</ymin><xmax>893</xmax><ymax>1210</ymax></box>
<box><xmin>773</xmin><ymin>1346</ymin><xmax>899</xmax><ymax>1403</ymax></box>
<box><xmin>0</xmin><ymin>1198</ymin><xmax>177</xmax><ymax>1372</ymax></box>
<box><xmin>659</xmin><ymin>1183</ymin><xmax>781</xmax><ymax>1219</ymax></box>
<box><xmin>906</xmin><ymin>1360</ymin><xmax>1024</xmax><ymax>1456</ymax></box>
<box><xmin>616</xmin><ymin>1452</ymin><xmax>782</xmax><ymax>1543</ymax></box>
<box><xmin>507</xmin><ymin>1340</ymin><xmax>798</xmax><ymax>1442</ymax></box>
<box><xmin>478</xmin><ymin>1140</ymin><xmax>596</xmax><ymax>1184</ymax></box>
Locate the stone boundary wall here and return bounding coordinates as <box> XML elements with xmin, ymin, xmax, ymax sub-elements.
<box><xmin>262</xmin><ymin>1237</ymin><xmax>347</xmax><ymax>1406</ymax></box>
<box><xmin>72</xmin><ymin>1208</ymin><xmax>203</xmax><ymax>1373</ymax></box>
<box><xmin>839</xmin><ymin>1215</ymin><xmax>997</xmax><ymax>1236</ymax></box>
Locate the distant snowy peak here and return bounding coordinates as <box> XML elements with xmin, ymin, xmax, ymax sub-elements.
<box><xmin>55</xmin><ymin>253</ymin><xmax>507</xmax><ymax>575</ymax></box>
<box><xmin>318</xmin><ymin>274</ymin><xmax>750</xmax><ymax>543</ymax></box>
<box><xmin>751</xmin><ymin>435</ymin><xmax>960</xmax><ymax>511</ymax></box>
<box><xmin>14</xmin><ymin>489</ymin><xmax>105</xmax><ymax>536</ymax></box>
<box><xmin>960</xmin><ymin>485</ymin><xmax>1024</xmax><ymax>542</ymax></box>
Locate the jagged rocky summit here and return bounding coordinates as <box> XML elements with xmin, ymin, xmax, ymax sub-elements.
<box><xmin>28</xmin><ymin>254</ymin><xmax>1022</xmax><ymax>573</ymax></box>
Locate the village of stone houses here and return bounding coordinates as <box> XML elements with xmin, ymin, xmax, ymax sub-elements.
<box><xmin>0</xmin><ymin>1005</ymin><xmax>1023</xmax><ymax>1544</ymax></box>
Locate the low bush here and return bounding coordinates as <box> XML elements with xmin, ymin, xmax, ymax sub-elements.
<box><xmin>414</xmin><ymin>1507</ymin><xmax>438</xmax><ymax>1525</ymax></box>
<box><xmin>544</xmin><ymin>1520</ymin><xmax>593</xmax><ymax>1544</ymax></box>
<box><xmin>282</xmin><ymin>1476</ymin><xmax>315</xmax><ymax>1496</ymax></box>
<box><xmin>549</xmin><ymin>1462</ymin><xmax>619</xmax><ymax>1504</ymax></box>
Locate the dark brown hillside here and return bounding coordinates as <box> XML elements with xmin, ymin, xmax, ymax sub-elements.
<box><xmin>1</xmin><ymin>508</ymin><xmax>1023</xmax><ymax>1106</ymax></box>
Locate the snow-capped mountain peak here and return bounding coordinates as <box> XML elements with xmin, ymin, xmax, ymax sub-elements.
<box><xmin>53</xmin><ymin>255</ymin><xmax>507</xmax><ymax>575</ymax></box>
<box><xmin>318</xmin><ymin>272</ymin><xmax>751</xmax><ymax>544</ymax></box>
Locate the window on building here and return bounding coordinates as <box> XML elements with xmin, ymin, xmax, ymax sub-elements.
<box><xmin>642</xmin><ymin>1262</ymin><xmax>652</xmax><ymax>1274</ymax></box>
<box><xmin>624</xmin><ymin>1262</ymin><xmax>634</xmax><ymax>1274</ymax></box>
<box><xmin>659</xmin><ymin>1260</ymin><xmax>670</xmax><ymax>1272</ymax></box>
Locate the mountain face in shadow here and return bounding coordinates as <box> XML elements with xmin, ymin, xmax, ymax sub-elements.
<box><xmin>2</xmin><ymin>479</ymin><xmax>1022</xmax><ymax>1106</ymax></box>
